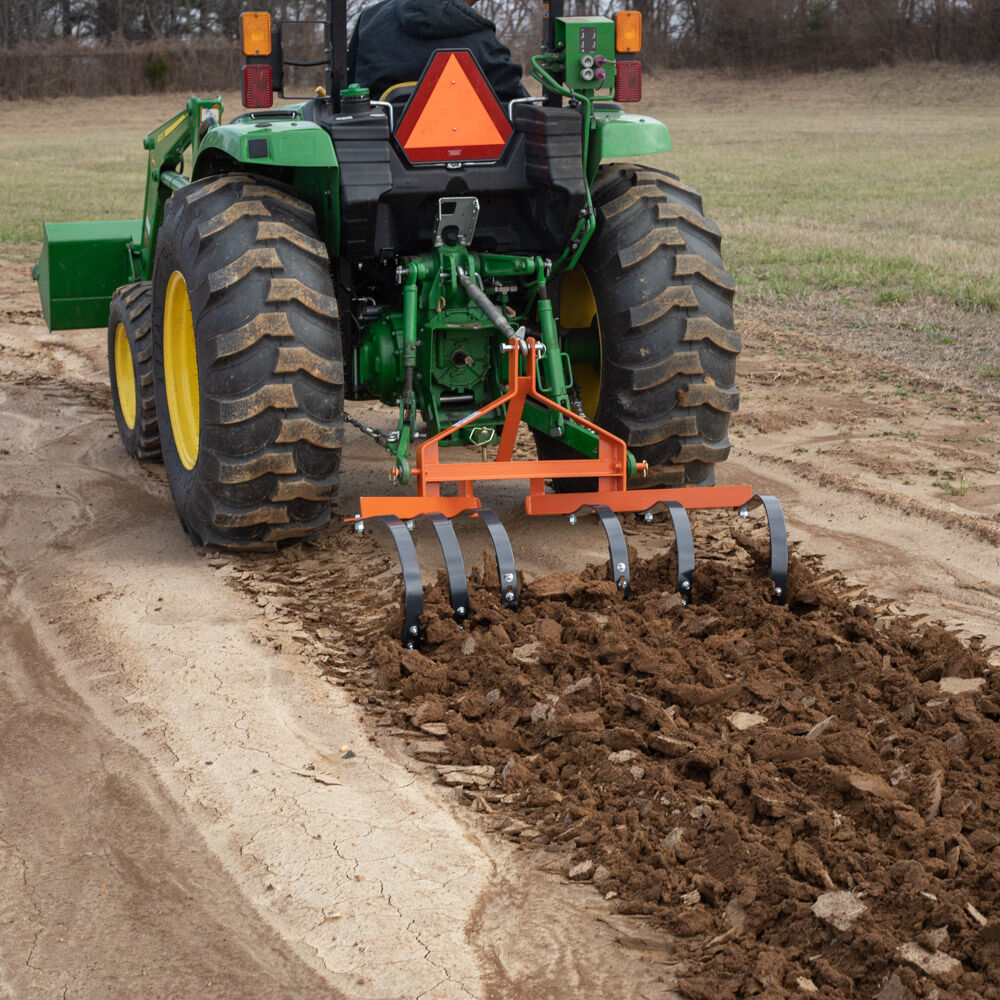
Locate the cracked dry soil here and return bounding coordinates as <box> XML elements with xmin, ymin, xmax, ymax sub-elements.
<box><xmin>2</xmin><ymin>250</ymin><xmax>1000</xmax><ymax>1000</ymax></box>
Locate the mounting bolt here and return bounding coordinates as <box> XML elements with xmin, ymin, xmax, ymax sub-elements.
<box><xmin>456</xmin><ymin>606</ymin><xmax>466</xmax><ymax>616</ymax></box>
<box><xmin>354</xmin><ymin>520</ymin><xmax>365</xmax><ymax>534</ymax></box>
<box><xmin>503</xmin><ymin>573</ymin><xmax>514</xmax><ymax>584</ymax></box>
<box><xmin>568</xmin><ymin>514</ymin><xmax>577</xmax><ymax>526</ymax></box>
<box><xmin>739</xmin><ymin>506</ymin><xmax>749</xmax><ymax>519</ymax></box>
<box><xmin>644</xmin><ymin>512</ymin><xmax>654</xmax><ymax>524</ymax></box>
<box><xmin>681</xmin><ymin>579</ymin><xmax>691</xmax><ymax>591</ymax></box>
<box><xmin>504</xmin><ymin>590</ymin><xmax>515</xmax><ymax>601</ymax></box>
<box><xmin>615</xmin><ymin>562</ymin><xmax>626</xmax><ymax>574</ymax></box>
<box><xmin>406</xmin><ymin>520</ymin><xmax>415</xmax><ymax>531</ymax></box>
<box><xmin>406</xmin><ymin>642</ymin><xmax>414</xmax><ymax>649</ymax></box>
<box><xmin>409</xmin><ymin>625</ymin><xmax>419</xmax><ymax>636</ymax></box>
<box><xmin>774</xmin><ymin>586</ymin><xmax>783</xmax><ymax>598</ymax></box>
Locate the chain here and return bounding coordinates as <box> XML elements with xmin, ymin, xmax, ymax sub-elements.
<box><xmin>344</xmin><ymin>411</ymin><xmax>396</xmax><ymax>454</ymax></box>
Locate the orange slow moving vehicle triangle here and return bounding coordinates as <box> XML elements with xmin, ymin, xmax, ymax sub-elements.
<box><xmin>397</xmin><ymin>50</ymin><xmax>512</xmax><ymax>163</ymax></box>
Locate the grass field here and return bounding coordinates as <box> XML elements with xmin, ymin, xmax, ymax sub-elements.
<box><xmin>2</xmin><ymin>65</ymin><xmax>998</xmax><ymax>378</ymax></box>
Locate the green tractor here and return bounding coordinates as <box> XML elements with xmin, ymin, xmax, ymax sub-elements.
<box><xmin>34</xmin><ymin>1</ymin><xmax>749</xmax><ymax>567</ymax></box>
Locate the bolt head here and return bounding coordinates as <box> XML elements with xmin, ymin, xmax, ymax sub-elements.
<box><xmin>739</xmin><ymin>506</ymin><xmax>749</xmax><ymax>519</ymax></box>
<box><xmin>406</xmin><ymin>642</ymin><xmax>414</xmax><ymax>649</ymax></box>
<box><xmin>644</xmin><ymin>512</ymin><xmax>654</xmax><ymax>523</ymax></box>
<box><xmin>406</xmin><ymin>520</ymin><xmax>415</xmax><ymax>531</ymax></box>
<box><xmin>354</xmin><ymin>520</ymin><xmax>365</xmax><ymax>534</ymax></box>
<box><xmin>681</xmin><ymin>579</ymin><xmax>691</xmax><ymax>591</ymax></box>
<box><xmin>456</xmin><ymin>606</ymin><xmax>466</xmax><ymax>616</ymax></box>
<box><xmin>774</xmin><ymin>586</ymin><xmax>783</xmax><ymax>597</ymax></box>
<box><xmin>568</xmin><ymin>514</ymin><xmax>577</xmax><ymax>526</ymax></box>
<box><xmin>615</xmin><ymin>562</ymin><xmax>626</xmax><ymax>574</ymax></box>
<box><xmin>503</xmin><ymin>572</ymin><xmax>515</xmax><ymax>584</ymax></box>
<box><xmin>409</xmin><ymin>625</ymin><xmax>419</xmax><ymax>636</ymax></box>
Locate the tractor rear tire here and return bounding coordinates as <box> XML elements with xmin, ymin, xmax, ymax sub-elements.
<box><xmin>108</xmin><ymin>282</ymin><xmax>160</xmax><ymax>461</ymax></box>
<box><xmin>151</xmin><ymin>174</ymin><xmax>344</xmax><ymax>549</ymax></box>
<box><xmin>538</xmin><ymin>163</ymin><xmax>740</xmax><ymax>490</ymax></box>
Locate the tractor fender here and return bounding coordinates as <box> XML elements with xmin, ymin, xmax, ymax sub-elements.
<box><xmin>193</xmin><ymin>120</ymin><xmax>337</xmax><ymax>177</ymax></box>
<box><xmin>590</xmin><ymin>112</ymin><xmax>671</xmax><ymax>172</ymax></box>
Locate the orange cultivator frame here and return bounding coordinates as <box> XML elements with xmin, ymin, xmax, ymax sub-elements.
<box><xmin>353</xmin><ymin>339</ymin><xmax>787</xmax><ymax>647</ymax></box>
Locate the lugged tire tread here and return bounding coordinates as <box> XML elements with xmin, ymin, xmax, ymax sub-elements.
<box><xmin>151</xmin><ymin>174</ymin><xmax>343</xmax><ymax>550</ymax></box>
<box><xmin>197</xmin><ymin>200</ymin><xmax>272</xmax><ymax>239</ymax></box>
<box><xmin>616</xmin><ymin>226</ymin><xmax>685</xmax><ymax>269</ymax></box>
<box><xmin>267</xmin><ymin>277</ymin><xmax>338</xmax><ymax>318</ymax></box>
<box><xmin>683</xmin><ymin>316</ymin><xmax>742</xmax><ymax>355</ymax></box>
<box><xmin>630</xmin><ymin>351</ymin><xmax>703</xmax><ymax>391</ymax></box>
<box><xmin>274</xmin><ymin>346</ymin><xmax>344</xmax><ymax>383</ymax></box>
<box><xmin>538</xmin><ymin>163</ymin><xmax>739</xmax><ymax>489</ymax></box>
<box><xmin>212</xmin><ymin>312</ymin><xmax>297</xmax><ymax>361</ymax></box>
<box><xmin>206</xmin><ymin>247</ymin><xmax>282</xmax><ymax>294</ymax></box>
<box><xmin>108</xmin><ymin>281</ymin><xmax>161</xmax><ymax>461</ymax></box>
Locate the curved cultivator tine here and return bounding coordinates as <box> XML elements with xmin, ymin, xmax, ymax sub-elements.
<box><xmin>418</xmin><ymin>512</ymin><xmax>470</xmax><ymax>623</ymax></box>
<box><xmin>739</xmin><ymin>494</ymin><xmax>788</xmax><ymax>605</ymax></box>
<box><xmin>569</xmin><ymin>503</ymin><xmax>631</xmax><ymax>597</ymax></box>
<box><xmin>365</xmin><ymin>514</ymin><xmax>425</xmax><ymax>647</ymax></box>
<box><xmin>457</xmin><ymin>507</ymin><xmax>519</xmax><ymax>609</ymax></box>
<box><xmin>358</xmin><ymin>494</ymin><xmax>788</xmax><ymax>647</ymax></box>
<box><xmin>641</xmin><ymin>499</ymin><xmax>695</xmax><ymax>604</ymax></box>
<box><xmin>358</xmin><ymin>507</ymin><xmax>520</xmax><ymax>646</ymax></box>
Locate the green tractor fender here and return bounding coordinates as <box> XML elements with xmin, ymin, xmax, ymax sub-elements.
<box><xmin>193</xmin><ymin>118</ymin><xmax>341</xmax><ymax>252</ymax></box>
<box><xmin>589</xmin><ymin>111</ymin><xmax>671</xmax><ymax>177</ymax></box>
<box><xmin>193</xmin><ymin>118</ymin><xmax>338</xmax><ymax>176</ymax></box>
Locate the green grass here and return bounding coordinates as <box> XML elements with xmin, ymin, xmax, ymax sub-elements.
<box><xmin>0</xmin><ymin>92</ymin><xmax>240</xmax><ymax>248</ymax></box>
<box><xmin>2</xmin><ymin>69</ymin><xmax>999</xmax><ymax>319</ymax></box>
<box><xmin>642</xmin><ymin>67</ymin><xmax>1000</xmax><ymax>313</ymax></box>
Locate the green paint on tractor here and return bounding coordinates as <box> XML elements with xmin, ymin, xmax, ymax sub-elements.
<box><xmin>32</xmin><ymin>1</ymin><xmax>742</xmax><ymax>560</ymax></box>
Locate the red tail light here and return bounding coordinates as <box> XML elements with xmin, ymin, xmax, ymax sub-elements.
<box><xmin>242</xmin><ymin>65</ymin><xmax>273</xmax><ymax>109</ymax></box>
<box><xmin>615</xmin><ymin>61</ymin><xmax>642</xmax><ymax>103</ymax></box>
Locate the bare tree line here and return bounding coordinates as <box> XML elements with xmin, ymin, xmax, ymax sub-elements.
<box><xmin>1</xmin><ymin>0</ymin><xmax>997</xmax><ymax>67</ymax></box>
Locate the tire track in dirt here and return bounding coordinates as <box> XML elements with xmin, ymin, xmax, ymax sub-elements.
<box><xmin>0</xmin><ymin>566</ymin><xmax>338</xmax><ymax>1000</ymax></box>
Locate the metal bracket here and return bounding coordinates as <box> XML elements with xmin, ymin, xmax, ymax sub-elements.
<box><xmin>739</xmin><ymin>494</ymin><xmax>788</xmax><ymax>605</ymax></box>
<box><xmin>365</xmin><ymin>515</ymin><xmax>424</xmax><ymax>647</ymax></box>
<box><xmin>417</xmin><ymin>512</ymin><xmax>470</xmax><ymax>623</ymax></box>
<box><xmin>456</xmin><ymin>507</ymin><xmax>519</xmax><ymax>609</ymax></box>
<box><xmin>434</xmin><ymin>197</ymin><xmax>480</xmax><ymax>247</ymax></box>
<box><xmin>641</xmin><ymin>500</ymin><xmax>695</xmax><ymax>604</ymax></box>
<box><xmin>569</xmin><ymin>503</ymin><xmax>630</xmax><ymax>597</ymax></box>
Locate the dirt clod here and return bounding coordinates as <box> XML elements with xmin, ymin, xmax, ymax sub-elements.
<box><xmin>337</xmin><ymin>545</ymin><xmax>1000</xmax><ymax>997</ymax></box>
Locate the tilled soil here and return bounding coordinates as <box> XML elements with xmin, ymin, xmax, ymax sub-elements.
<box><xmin>237</xmin><ymin>518</ymin><xmax>1000</xmax><ymax>999</ymax></box>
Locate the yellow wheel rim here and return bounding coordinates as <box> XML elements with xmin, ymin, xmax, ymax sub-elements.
<box><xmin>163</xmin><ymin>270</ymin><xmax>200</xmax><ymax>470</ymax></box>
<box><xmin>114</xmin><ymin>322</ymin><xmax>137</xmax><ymax>430</ymax></box>
<box><xmin>561</xmin><ymin>265</ymin><xmax>602</xmax><ymax>418</ymax></box>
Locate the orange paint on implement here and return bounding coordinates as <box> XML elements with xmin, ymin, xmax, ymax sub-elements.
<box><xmin>357</xmin><ymin>339</ymin><xmax>754</xmax><ymax>520</ymax></box>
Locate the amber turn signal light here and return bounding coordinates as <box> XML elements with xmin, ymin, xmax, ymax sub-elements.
<box><xmin>241</xmin><ymin>11</ymin><xmax>272</xmax><ymax>56</ymax></box>
<box><xmin>614</xmin><ymin>11</ymin><xmax>642</xmax><ymax>53</ymax></box>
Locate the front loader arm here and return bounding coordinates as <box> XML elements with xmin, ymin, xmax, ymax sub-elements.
<box><xmin>137</xmin><ymin>96</ymin><xmax>223</xmax><ymax>280</ymax></box>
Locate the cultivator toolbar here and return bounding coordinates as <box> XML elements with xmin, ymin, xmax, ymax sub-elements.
<box><xmin>352</xmin><ymin>340</ymin><xmax>788</xmax><ymax>647</ymax></box>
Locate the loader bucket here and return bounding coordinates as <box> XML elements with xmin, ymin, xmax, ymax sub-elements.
<box><xmin>33</xmin><ymin>220</ymin><xmax>141</xmax><ymax>330</ymax></box>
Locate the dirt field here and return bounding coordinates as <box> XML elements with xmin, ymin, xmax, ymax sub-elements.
<box><xmin>2</xmin><ymin>70</ymin><xmax>999</xmax><ymax>1000</ymax></box>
